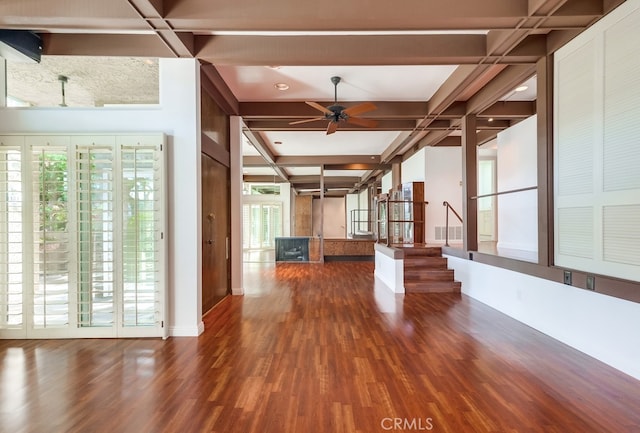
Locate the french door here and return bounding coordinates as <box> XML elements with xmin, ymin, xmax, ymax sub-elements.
<box><xmin>0</xmin><ymin>134</ymin><xmax>166</xmax><ymax>338</ymax></box>
<box><xmin>242</xmin><ymin>203</ymin><xmax>282</xmax><ymax>250</ymax></box>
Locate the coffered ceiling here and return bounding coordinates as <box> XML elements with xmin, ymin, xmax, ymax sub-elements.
<box><xmin>0</xmin><ymin>0</ymin><xmax>626</xmax><ymax>196</ymax></box>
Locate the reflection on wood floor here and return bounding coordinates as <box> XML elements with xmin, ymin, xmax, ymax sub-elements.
<box><xmin>1</xmin><ymin>262</ymin><xmax>639</xmax><ymax>432</ymax></box>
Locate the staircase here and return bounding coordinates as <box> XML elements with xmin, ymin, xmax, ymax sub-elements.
<box><xmin>400</xmin><ymin>246</ymin><xmax>461</xmax><ymax>293</ymax></box>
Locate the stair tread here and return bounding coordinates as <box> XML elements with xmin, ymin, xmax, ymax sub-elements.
<box><xmin>405</xmin><ymin>280</ymin><xmax>462</xmax><ymax>293</ymax></box>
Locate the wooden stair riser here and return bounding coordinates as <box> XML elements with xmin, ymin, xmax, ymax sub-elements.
<box><xmin>404</xmin><ymin>281</ymin><xmax>462</xmax><ymax>293</ymax></box>
<box><xmin>404</xmin><ymin>257</ymin><xmax>448</xmax><ymax>269</ymax></box>
<box><xmin>405</xmin><ymin>269</ymin><xmax>455</xmax><ymax>281</ymax></box>
<box><xmin>400</xmin><ymin>246</ymin><xmax>461</xmax><ymax>293</ymax></box>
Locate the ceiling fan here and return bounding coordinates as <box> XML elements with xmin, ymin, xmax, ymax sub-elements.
<box><xmin>289</xmin><ymin>76</ymin><xmax>378</xmax><ymax>135</ymax></box>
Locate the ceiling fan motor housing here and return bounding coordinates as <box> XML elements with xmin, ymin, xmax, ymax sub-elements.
<box><xmin>327</xmin><ymin>104</ymin><xmax>347</xmax><ymax>122</ymax></box>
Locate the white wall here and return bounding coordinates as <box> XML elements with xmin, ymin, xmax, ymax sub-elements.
<box><xmin>312</xmin><ymin>197</ymin><xmax>346</xmax><ymax>238</ymax></box>
<box><xmin>346</xmin><ymin>193</ymin><xmax>359</xmax><ymax>236</ymax></box>
<box><xmin>381</xmin><ymin>171</ymin><xmax>392</xmax><ymax>195</ymax></box>
<box><xmin>230</xmin><ymin>117</ymin><xmax>243</xmax><ymax>296</ymax></box>
<box><xmin>358</xmin><ymin>189</ymin><xmax>369</xmax><ymax>232</ymax></box>
<box><xmin>0</xmin><ymin>58</ymin><xmax>203</xmax><ymax>337</ymax></box>
<box><xmin>497</xmin><ymin>115</ymin><xmax>538</xmax><ymax>261</ymax></box>
<box><xmin>424</xmin><ymin>146</ymin><xmax>463</xmax><ymax>244</ymax></box>
<box><xmin>446</xmin><ymin>255</ymin><xmax>640</xmax><ymax>380</ymax></box>
<box><xmin>401</xmin><ymin>148</ymin><xmax>425</xmax><ymax>183</ymax></box>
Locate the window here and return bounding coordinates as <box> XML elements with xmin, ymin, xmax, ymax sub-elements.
<box><xmin>0</xmin><ymin>134</ymin><xmax>166</xmax><ymax>338</ymax></box>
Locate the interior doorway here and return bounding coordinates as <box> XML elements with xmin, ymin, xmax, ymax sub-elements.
<box><xmin>478</xmin><ymin>157</ymin><xmax>497</xmax><ymax>243</ymax></box>
<box><xmin>201</xmin><ymin>153</ymin><xmax>230</xmax><ymax>315</ymax></box>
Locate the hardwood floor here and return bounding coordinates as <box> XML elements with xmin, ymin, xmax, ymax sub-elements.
<box><xmin>1</xmin><ymin>262</ymin><xmax>639</xmax><ymax>432</ymax></box>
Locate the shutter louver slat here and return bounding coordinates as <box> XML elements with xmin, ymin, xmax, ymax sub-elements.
<box><xmin>603</xmin><ymin>13</ymin><xmax>640</xmax><ymax>192</ymax></box>
<box><xmin>0</xmin><ymin>145</ymin><xmax>23</xmax><ymax>329</ymax></box>
<box><xmin>603</xmin><ymin>205</ymin><xmax>640</xmax><ymax>267</ymax></box>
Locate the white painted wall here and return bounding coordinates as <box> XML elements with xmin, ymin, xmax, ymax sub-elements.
<box><xmin>446</xmin><ymin>255</ymin><xmax>640</xmax><ymax>380</ymax></box>
<box><xmin>346</xmin><ymin>193</ymin><xmax>359</xmax><ymax>236</ymax></box>
<box><xmin>230</xmin><ymin>116</ymin><xmax>244</xmax><ymax>295</ymax></box>
<box><xmin>401</xmin><ymin>148</ymin><xmax>425</xmax><ymax>183</ymax></box>
<box><xmin>381</xmin><ymin>171</ymin><xmax>392</xmax><ymax>195</ymax></box>
<box><xmin>358</xmin><ymin>189</ymin><xmax>369</xmax><ymax>232</ymax></box>
<box><xmin>374</xmin><ymin>247</ymin><xmax>405</xmax><ymax>294</ymax></box>
<box><xmin>313</xmin><ymin>197</ymin><xmax>346</xmax><ymax>238</ymax></box>
<box><xmin>497</xmin><ymin>115</ymin><xmax>538</xmax><ymax>261</ymax></box>
<box><xmin>0</xmin><ymin>58</ymin><xmax>203</xmax><ymax>336</ymax></box>
<box><xmin>424</xmin><ymin>146</ymin><xmax>463</xmax><ymax>244</ymax></box>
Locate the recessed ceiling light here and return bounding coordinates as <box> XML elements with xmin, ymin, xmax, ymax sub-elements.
<box><xmin>488</xmin><ymin>117</ymin><xmax>494</xmax><ymax>122</ymax></box>
<box><xmin>274</xmin><ymin>83</ymin><xmax>289</xmax><ymax>91</ymax></box>
<box><xmin>515</xmin><ymin>85</ymin><xmax>528</xmax><ymax>92</ymax></box>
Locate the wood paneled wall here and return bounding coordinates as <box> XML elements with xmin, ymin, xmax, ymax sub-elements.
<box><xmin>294</xmin><ymin>195</ymin><xmax>312</xmax><ymax>236</ymax></box>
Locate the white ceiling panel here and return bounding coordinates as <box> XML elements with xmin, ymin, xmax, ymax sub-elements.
<box><xmin>216</xmin><ymin>65</ymin><xmax>457</xmax><ymax>102</ymax></box>
<box><xmin>243</xmin><ymin>166</ymin><xmax>279</xmax><ymax>176</ymax></box>
<box><xmin>264</xmin><ymin>131</ymin><xmax>398</xmax><ymax>156</ymax></box>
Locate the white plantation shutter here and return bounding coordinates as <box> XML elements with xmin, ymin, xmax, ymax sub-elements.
<box><xmin>76</xmin><ymin>142</ymin><xmax>115</xmax><ymax>328</ymax></box>
<box><xmin>0</xmin><ymin>134</ymin><xmax>166</xmax><ymax>339</ymax></box>
<box><xmin>554</xmin><ymin>1</ymin><xmax>640</xmax><ymax>282</ymax></box>
<box><xmin>119</xmin><ymin>142</ymin><xmax>163</xmax><ymax>330</ymax></box>
<box><xmin>0</xmin><ymin>138</ymin><xmax>24</xmax><ymax>330</ymax></box>
<box><xmin>31</xmin><ymin>141</ymin><xmax>72</xmax><ymax>330</ymax></box>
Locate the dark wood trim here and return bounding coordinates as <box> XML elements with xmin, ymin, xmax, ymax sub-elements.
<box><xmin>201</xmin><ymin>132</ymin><xmax>230</xmax><ymax>167</ymax></box>
<box><xmin>443</xmin><ymin>247</ymin><xmax>640</xmax><ymax>304</ymax></box>
<box><xmin>461</xmin><ymin>114</ymin><xmax>478</xmax><ymax>252</ymax></box>
<box><xmin>537</xmin><ymin>55</ymin><xmax>554</xmax><ymax>267</ymax></box>
<box><xmin>199</xmin><ymin>63</ymin><xmax>240</xmax><ymax>116</ymax></box>
<box><xmin>472</xmin><ymin>251</ymin><xmax>640</xmax><ymax>304</ymax></box>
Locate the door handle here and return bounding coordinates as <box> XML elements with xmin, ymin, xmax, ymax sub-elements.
<box><xmin>207</xmin><ymin>240</ymin><xmax>213</xmax><ymax>245</ymax></box>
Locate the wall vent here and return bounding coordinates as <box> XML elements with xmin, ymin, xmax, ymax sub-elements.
<box><xmin>435</xmin><ymin>226</ymin><xmax>462</xmax><ymax>241</ymax></box>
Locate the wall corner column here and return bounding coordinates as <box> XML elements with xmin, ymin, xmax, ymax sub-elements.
<box><xmin>537</xmin><ymin>55</ymin><xmax>554</xmax><ymax>267</ymax></box>
<box><xmin>462</xmin><ymin>114</ymin><xmax>478</xmax><ymax>252</ymax></box>
<box><xmin>230</xmin><ymin>116</ymin><xmax>244</xmax><ymax>295</ymax></box>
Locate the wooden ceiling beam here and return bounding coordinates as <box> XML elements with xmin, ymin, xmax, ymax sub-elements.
<box><xmin>480</xmin><ymin>101</ymin><xmax>536</xmax><ymax>118</ymax></box>
<box><xmin>242</xmin><ymin>129</ymin><xmax>289</xmax><ymax>181</ymax></box>
<box><xmin>244</xmin><ymin>119</ymin><xmax>423</xmax><ymax>132</ymax></box>
<box><xmin>239</xmin><ymin>101</ymin><xmax>429</xmax><ymax>120</ymax></box>
<box><xmin>200</xmin><ymin>63</ymin><xmax>240</xmax><ymax>115</ymax></box>
<box><xmin>41</xmin><ymin>33</ymin><xmax>173</xmax><ymax>57</ymax></box>
<box><xmin>277</xmin><ymin>155</ymin><xmax>381</xmax><ymax>166</ymax></box>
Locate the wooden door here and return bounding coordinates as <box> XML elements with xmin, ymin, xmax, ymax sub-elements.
<box><xmin>201</xmin><ymin>153</ymin><xmax>230</xmax><ymax>314</ymax></box>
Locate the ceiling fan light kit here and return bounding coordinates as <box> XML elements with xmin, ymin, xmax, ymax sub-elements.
<box><xmin>290</xmin><ymin>76</ymin><xmax>378</xmax><ymax>135</ymax></box>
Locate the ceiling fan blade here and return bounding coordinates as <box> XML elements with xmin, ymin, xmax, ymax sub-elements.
<box><xmin>342</xmin><ymin>102</ymin><xmax>377</xmax><ymax>117</ymax></box>
<box><xmin>305</xmin><ymin>101</ymin><xmax>333</xmax><ymax>115</ymax></box>
<box><xmin>346</xmin><ymin>117</ymin><xmax>379</xmax><ymax>128</ymax></box>
<box><xmin>326</xmin><ymin>121</ymin><xmax>339</xmax><ymax>135</ymax></box>
<box><xmin>289</xmin><ymin>117</ymin><xmax>325</xmax><ymax>125</ymax></box>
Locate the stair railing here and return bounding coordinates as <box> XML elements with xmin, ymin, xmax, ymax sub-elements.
<box><xmin>442</xmin><ymin>201</ymin><xmax>463</xmax><ymax>247</ymax></box>
<box><xmin>377</xmin><ymin>196</ymin><xmax>428</xmax><ymax>246</ymax></box>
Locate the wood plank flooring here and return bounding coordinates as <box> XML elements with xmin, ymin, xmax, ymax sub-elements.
<box><xmin>1</xmin><ymin>262</ymin><xmax>640</xmax><ymax>432</ymax></box>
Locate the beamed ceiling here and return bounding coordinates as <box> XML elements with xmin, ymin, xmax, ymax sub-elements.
<box><xmin>0</xmin><ymin>0</ymin><xmax>626</xmax><ymax>196</ymax></box>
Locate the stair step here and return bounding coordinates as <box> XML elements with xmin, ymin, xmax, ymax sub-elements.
<box><xmin>403</xmin><ymin>256</ymin><xmax>448</xmax><ymax>269</ymax></box>
<box><xmin>405</xmin><ymin>269</ymin><xmax>455</xmax><ymax>281</ymax></box>
<box><xmin>404</xmin><ymin>280</ymin><xmax>462</xmax><ymax>293</ymax></box>
<box><xmin>399</xmin><ymin>246</ymin><xmax>443</xmax><ymax>257</ymax></box>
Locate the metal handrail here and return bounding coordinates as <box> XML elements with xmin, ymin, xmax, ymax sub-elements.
<box><xmin>350</xmin><ymin>208</ymin><xmax>375</xmax><ymax>236</ymax></box>
<box><xmin>470</xmin><ymin>186</ymin><xmax>537</xmax><ymax>200</ymax></box>
<box><xmin>442</xmin><ymin>201</ymin><xmax>463</xmax><ymax>247</ymax></box>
